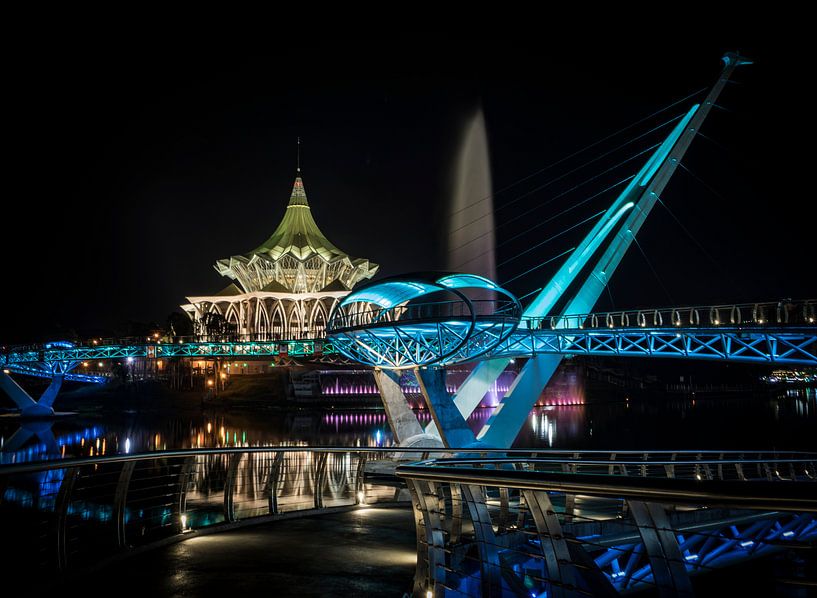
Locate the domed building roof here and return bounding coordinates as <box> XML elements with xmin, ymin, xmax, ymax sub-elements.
<box><xmin>214</xmin><ymin>175</ymin><xmax>378</xmax><ymax>293</ymax></box>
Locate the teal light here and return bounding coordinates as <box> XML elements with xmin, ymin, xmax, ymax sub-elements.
<box><xmin>437</xmin><ymin>273</ymin><xmax>497</xmax><ymax>290</ymax></box>
<box><xmin>638</xmin><ymin>105</ymin><xmax>699</xmax><ymax>187</ymax></box>
<box><xmin>339</xmin><ymin>280</ymin><xmax>439</xmax><ymax>309</ymax></box>
<box><xmin>525</xmin><ymin>201</ymin><xmax>635</xmax><ymax>318</ymax></box>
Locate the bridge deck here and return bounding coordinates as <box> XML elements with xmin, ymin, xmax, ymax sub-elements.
<box><xmin>50</xmin><ymin>505</ymin><xmax>807</xmax><ymax>597</ymax></box>
<box><xmin>59</xmin><ymin>506</ymin><xmax>417</xmax><ymax>597</ymax></box>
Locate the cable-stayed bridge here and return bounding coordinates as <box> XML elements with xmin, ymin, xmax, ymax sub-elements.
<box><xmin>2</xmin><ymin>53</ymin><xmax>816</xmax><ymax>597</ymax></box>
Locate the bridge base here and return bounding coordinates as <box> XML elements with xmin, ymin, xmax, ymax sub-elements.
<box><xmin>0</xmin><ymin>371</ymin><xmax>63</xmax><ymax>418</ymax></box>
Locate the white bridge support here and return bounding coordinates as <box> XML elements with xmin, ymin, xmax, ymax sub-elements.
<box><xmin>372</xmin><ymin>369</ymin><xmax>426</xmax><ymax>444</ymax></box>
<box><xmin>0</xmin><ymin>371</ymin><xmax>63</xmax><ymax>417</ymax></box>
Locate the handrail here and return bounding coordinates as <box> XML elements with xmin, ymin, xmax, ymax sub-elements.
<box><xmin>423</xmin><ymin>457</ymin><xmax>817</xmax><ymax>467</ymax></box>
<box><xmin>0</xmin><ymin>445</ymin><xmax>416</xmax><ymax>579</ymax></box>
<box><xmin>3</xmin><ymin>447</ymin><xmax>814</xmax><ymax>475</ymax></box>
<box><xmin>396</xmin><ymin>465</ymin><xmax>817</xmax><ymax>512</ymax></box>
<box><xmin>522</xmin><ymin>298</ymin><xmax>817</xmax><ymax>330</ymax></box>
<box><xmin>327</xmin><ymin>299</ymin><xmax>520</xmax><ymax>332</ymax></box>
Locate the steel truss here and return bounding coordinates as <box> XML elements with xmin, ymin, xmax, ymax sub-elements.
<box><xmin>493</xmin><ymin>326</ymin><xmax>817</xmax><ymax>365</ymax></box>
<box><xmin>0</xmin><ymin>339</ymin><xmax>336</xmax><ymax>367</ymax></box>
<box><xmin>330</xmin><ymin>319</ymin><xmax>518</xmax><ymax>370</ymax></box>
<box><xmin>2</xmin><ymin>328</ymin><xmax>814</xmax><ymax>374</ymax></box>
<box><xmin>4</xmin><ymin>363</ymin><xmax>108</xmax><ymax>384</ymax></box>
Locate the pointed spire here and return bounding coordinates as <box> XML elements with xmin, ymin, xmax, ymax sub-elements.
<box><xmin>288</xmin><ymin>175</ymin><xmax>309</xmax><ymax>207</ymax></box>
<box><xmin>288</xmin><ymin>137</ymin><xmax>308</xmax><ymax>206</ymax></box>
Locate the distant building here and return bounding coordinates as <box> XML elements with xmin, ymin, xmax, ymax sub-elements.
<box><xmin>181</xmin><ymin>174</ymin><xmax>378</xmax><ymax>338</ymax></box>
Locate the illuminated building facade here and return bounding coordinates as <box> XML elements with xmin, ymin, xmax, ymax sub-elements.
<box><xmin>181</xmin><ymin>174</ymin><xmax>378</xmax><ymax>338</ymax></box>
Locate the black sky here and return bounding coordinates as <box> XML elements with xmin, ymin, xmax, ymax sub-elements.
<box><xmin>3</xmin><ymin>39</ymin><xmax>813</xmax><ymax>343</ymax></box>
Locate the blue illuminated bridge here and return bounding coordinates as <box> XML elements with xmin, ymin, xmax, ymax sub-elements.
<box><xmin>2</xmin><ymin>53</ymin><xmax>817</xmax><ymax>596</ymax></box>
<box><xmin>2</xmin><ymin>298</ymin><xmax>814</xmax><ymax>378</ymax></box>
<box><xmin>1</xmin><ymin>293</ymin><xmax>814</xmax><ymax>420</ymax></box>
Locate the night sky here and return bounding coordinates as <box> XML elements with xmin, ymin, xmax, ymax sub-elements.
<box><xmin>3</xmin><ymin>40</ymin><xmax>812</xmax><ymax>343</ymax></box>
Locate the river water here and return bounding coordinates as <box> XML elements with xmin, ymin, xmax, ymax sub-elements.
<box><xmin>2</xmin><ymin>386</ymin><xmax>814</xmax><ymax>465</ymax></box>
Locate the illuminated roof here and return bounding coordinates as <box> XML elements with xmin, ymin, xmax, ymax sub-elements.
<box><xmin>340</xmin><ymin>273</ymin><xmax>500</xmax><ymax>309</ymax></box>
<box><xmin>328</xmin><ymin>272</ymin><xmax>522</xmax><ymax>369</ymax></box>
<box><xmin>214</xmin><ymin>175</ymin><xmax>378</xmax><ymax>293</ymax></box>
<box><xmin>247</xmin><ymin>177</ymin><xmax>347</xmax><ymax>262</ymax></box>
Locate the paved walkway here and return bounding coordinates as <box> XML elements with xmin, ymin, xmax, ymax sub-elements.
<box><xmin>66</xmin><ymin>507</ymin><xmax>416</xmax><ymax>597</ymax></box>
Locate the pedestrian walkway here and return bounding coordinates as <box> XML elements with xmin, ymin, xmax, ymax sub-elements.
<box><xmin>62</xmin><ymin>506</ymin><xmax>416</xmax><ymax>597</ymax></box>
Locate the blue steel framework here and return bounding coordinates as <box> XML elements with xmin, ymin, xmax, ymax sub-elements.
<box><xmin>397</xmin><ymin>452</ymin><xmax>817</xmax><ymax>597</ymax></box>
<box><xmin>497</xmin><ymin>326</ymin><xmax>817</xmax><ymax>365</ymax></box>
<box><xmin>2</xmin><ymin>301</ymin><xmax>816</xmax><ymax>371</ymax></box>
<box><xmin>2</xmin><ymin>300</ymin><xmax>815</xmax><ymax>375</ymax></box>
<box><xmin>327</xmin><ymin>273</ymin><xmax>522</xmax><ymax>369</ymax></box>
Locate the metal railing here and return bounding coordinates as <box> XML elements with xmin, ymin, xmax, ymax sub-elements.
<box><xmin>0</xmin><ymin>338</ymin><xmax>336</xmax><ymax>368</ymax></box>
<box><xmin>523</xmin><ymin>299</ymin><xmax>817</xmax><ymax>331</ymax></box>
<box><xmin>327</xmin><ymin>299</ymin><xmax>521</xmax><ymax>333</ymax></box>
<box><xmin>396</xmin><ymin>451</ymin><xmax>817</xmax><ymax>597</ymax></box>
<box><xmin>2</xmin><ymin>335</ymin><xmax>329</xmax><ymax>354</ymax></box>
<box><xmin>0</xmin><ymin>446</ymin><xmax>429</xmax><ymax>581</ymax></box>
<box><xmin>2</xmin><ymin>448</ymin><xmax>816</xmax><ymax>593</ymax></box>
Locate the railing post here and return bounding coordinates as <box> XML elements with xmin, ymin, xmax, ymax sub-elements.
<box><xmin>55</xmin><ymin>467</ymin><xmax>79</xmax><ymax>572</ymax></box>
<box><xmin>223</xmin><ymin>453</ymin><xmax>242</xmax><ymax>523</ymax></box>
<box><xmin>628</xmin><ymin>500</ymin><xmax>693</xmax><ymax>597</ymax></box>
<box><xmin>355</xmin><ymin>453</ymin><xmax>367</xmax><ymax>504</ymax></box>
<box><xmin>446</xmin><ymin>483</ymin><xmax>463</xmax><ymax>543</ymax></box>
<box><xmin>314</xmin><ymin>452</ymin><xmax>328</xmax><ymax>509</ymax></box>
<box><xmin>663</xmin><ymin>453</ymin><xmax>676</xmax><ymax>479</ymax></box>
<box><xmin>267</xmin><ymin>452</ymin><xmax>283</xmax><ymax>514</ymax></box>
<box><xmin>113</xmin><ymin>461</ymin><xmax>135</xmax><ymax>549</ymax></box>
<box><xmin>460</xmin><ymin>484</ymin><xmax>503</xmax><ymax>597</ymax></box>
<box><xmin>407</xmin><ymin>479</ymin><xmax>447</xmax><ymax>598</ymax></box>
<box><xmin>522</xmin><ymin>489</ymin><xmax>577</xmax><ymax>596</ymax></box>
<box><xmin>177</xmin><ymin>455</ymin><xmax>196</xmax><ymax>530</ymax></box>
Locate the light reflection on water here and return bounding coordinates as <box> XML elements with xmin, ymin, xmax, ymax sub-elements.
<box><xmin>1</xmin><ymin>388</ymin><xmax>814</xmax><ymax>465</ymax></box>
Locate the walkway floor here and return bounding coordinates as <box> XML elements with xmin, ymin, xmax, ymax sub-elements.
<box><xmin>64</xmin><ymin>506</ymin><xmax>417</xmax><ymax>597</ymax></box>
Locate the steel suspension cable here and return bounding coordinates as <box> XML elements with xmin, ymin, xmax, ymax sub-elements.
<box><xmin>449</xmin><ymin>113</ymin><xmax>686</xmax><ymax>239</ymax></box>
<box><xmin>448</xmin><ymin>87</ymin><xmax>708</xmax><ymax>220</ymax></box>
<box><xmin>497</xmin><ymin>210</ymin><xmax>606</xmax><ymax>269</ymax></box>
<box><xmin>448</xmin><ymin>142</ymin><xmax>659</xmax><ymax>260</ymax></box>
<box><xmin>454</xmin><ymin>175</ymin><xmax>631</xmax><ymax>272</ymax></box>
<box><xmin>632</xmin><ymin>235</ymin><xmax>675</xmax><ymax>305</ymax></box>
<box><xmin>501</xmin><ymin>247</ymin><xmax>576</xmax><ymax>287</ymax></box>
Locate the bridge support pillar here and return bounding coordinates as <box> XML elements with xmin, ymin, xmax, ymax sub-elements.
<box><xmin>424</xmin><ymin>357</ymin><xmax>509</xmax><ymax>439</ymax></box>
<box><xmin>373</xmin><ymin>369</ymin><xmax>428</xmax><ymax>446</ymax></box>
<box><xmin>477</xmin><ymin>354</ymin><xmax>562</xmax><ymax>448</ymax></box>
<box><xmin>0</xmin><ymin>371</ymin><xmax>62</xmax><ymax>417</ymax></box>
<box><xmin>414</xmin><ymin>367</ymin><xmax>476</xmax><ymax>448</ymax></box>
